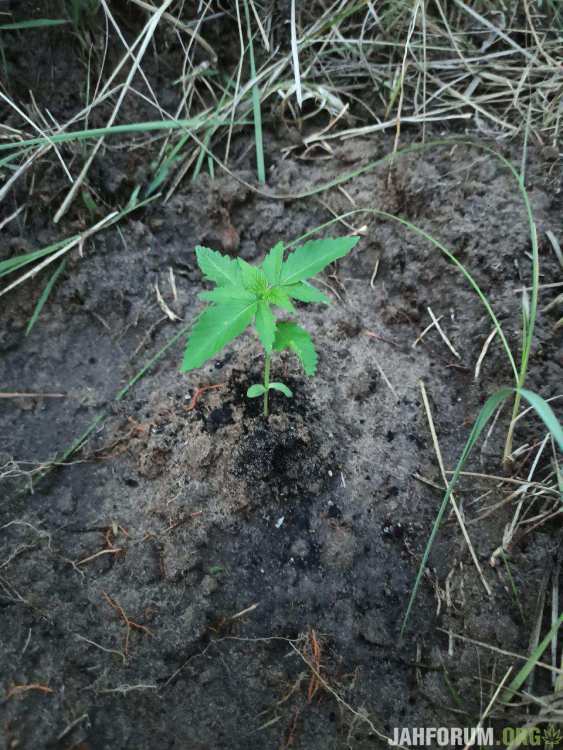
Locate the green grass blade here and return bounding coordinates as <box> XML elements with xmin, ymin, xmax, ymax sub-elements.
<box><xmin>190</xmin><ymin>72</ymin><xmax>234</xmax><ymax>184</ymax></box>
<box><xmin>287</xmin><ymin>207</ymin><xmax>518</xmax><ymax>382</ymax></box>
<box><xmin>145</xmin><ymin>133</ymin><xmax>190</xmax><ymax>197</ymax></box>
<box><xmin>501</xmin><ymin>552</ymin><xmax>526</xmax><ymax>624</ymax></box>
<box><xmin>518</xmin><ymin>388</ymin><xmax>563</xmax><ymax>452</ymax></box>
<box><xmin>0</xmin><ymin>19</ymin><xmax>69</xmax><ymax>30</ymax></box>
<box><xmin>0</xmin><ymin>147</ymin><xmax>35</xmax><ymax>170</ymax></box>
<box><xmin>242</xmin><ymin>0</ymin><xmax>265</xmax><ymax>183</ymax></box>
<box><xmin>1</xmin><ymin>194</ymin><xmax>158</xmax><ymax>296</ymax></box>
<box><xmin>372</xmin><ymin>209</ymin><xmax>519</xmax><ymax>382</ymax></box>
<box><xmin>401</xmin><ymin>385</ymin><xmax>561</xmax><ymax>636</ymax></box>
<box><xmin>400</xmin><ymin>387</ymin><xmax>513</xmax><ymax>637</ymax></box>
<box><xmin>500</xmin><ymin>613</ymin><xmax>563</xmax><ymax>702</ymax></box>
<box><xmin>191</xmin><ymin>129</ymin><xmax>214</xmax><ymax>183</ymax></box>
<box><xmin>0</xmin><ymin>117</ymin><xmax>248</xmax><ymax>153</ymax></box>
<box><xmin>25</xmin><ymin>257</ymin><xmax>68</xmax><ymax>335</ymax></box>
<box><xmin>0</xmin><ymin>239</ymin><xmax>73</xmax><ymax>278</ymax></box>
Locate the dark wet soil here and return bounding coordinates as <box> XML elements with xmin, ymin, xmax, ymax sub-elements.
<box><xmin>0</xmin><ymin>7</ymin><xmax>562</xmax><ymax>750</ymax></box>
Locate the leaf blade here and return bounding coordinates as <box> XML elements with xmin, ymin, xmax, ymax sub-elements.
<box><xmin>255</xmin><ymin>300</ymin><xmax>276</xmax><ymax>351</ymax></box>
<box><xmin>268</xmin><ymin>382</ymin><xmax>293</xmax><ymax>397</ymax></box>
<box><xmin>266</xmin><ymin>287</ymin><xmax>296</xmax><ymax>313</ymax></box>
<box><xmin>262</xmin><ymin>241</ymin><xmax>284</xmax><ymax>285</ymax></box>
<box><xmin>273</xmin><ymin>322</ymin><xmax>317</xmax><ymax>376</ymax></box>
<box><xmin>247</xmin><ymin>384</ymin><xmax>266</xmax><ymax>398</ymax></box>
<box><xmin>238</xmin><ymin>258</ymin><xmax>268</xmax><ymax>295</ymax></box>
<box><xmin>195</xmin><ymin>245</ymin><xmax>241</xmax><ymax>287</ymax></box>
<box><xmin>181</xmin><ymin>299</ymin><xmax>257</xmax><ymax>372</ymax></box>
<box><xmin>199</xmin><ymin>286</ymin><xmax>256</xmax><ymax>304</ymax></box>
<box><xmin>280</xmin><ymin>236</ymin><xmax>360</xmax><ymax>285</ymax></box>
<box><xmin>286</xmin><ymin>281</ymin><xmax>331</xmax><ymax>304</ymax></box>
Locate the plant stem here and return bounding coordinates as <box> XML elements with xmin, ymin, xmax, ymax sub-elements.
<box><xmin>263</xmin><ymin>351</ymin><xmax>271</xmax><ymax>417</ymax></box>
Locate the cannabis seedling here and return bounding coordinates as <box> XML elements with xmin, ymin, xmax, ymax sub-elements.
<box><xmin>181</xmin><ymin>235</ymin><xmax>360</xmax><ymax>416</ymax></box>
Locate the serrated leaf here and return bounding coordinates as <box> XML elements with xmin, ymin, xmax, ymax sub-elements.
<box><xmin>273</xmin><ymin>322</ymin><xmax>317</xmax><ymax>376</ymax></box>
<box><xmin>266</xmin><ymin>287</ymin><xmax>296</xmax><ymax>313</ymax></box>
<box><xmin>286</xmin><ymin>281</ymin><xmax>331</xmax><ymax>304</ymax></box>
<box><xmin>199</xmin><ymin>286</ymin><xmax>256</xmax><ymax>304</ymax></box>
<box><xmin>280</xmin><ymin>236</ymin><xmax>360</xmax><ymax>285</ymax></box>
<box><xmin>181</xmin><ymin>299</ymin><xmax>257</xmax><ymax>372</ymax></box>
<box><xmin>268</xmin><ymin>382</ymin><xmax>293</xmax><ymax>397</ymax></box>
<box><xmin>238</xmin><ymin>258</ymin><xmax>269</xmax><ymax>295</ymax></box>
<box><xmin>262</xmin><ymin>242</ymin><xmax>284</xmax><ymax>285</ymax></box>
<box><xmin>247</xmin><ymin>384</ymin><xmax>266</xmax><ymax>398</ymax></box>
<box><xmin>255</xmin><ymin>300</ymin><xmax>276</xmax><ymax>351</ymax></box>
<box><xmin>195</xmin><ymin>246</ymin><xmax>241</xmax><ymax>287</ymax></box>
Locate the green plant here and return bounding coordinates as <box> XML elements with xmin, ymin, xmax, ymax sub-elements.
<box><xmin>180</xmin><ymin>236</ymin><xmax>359</xmax><ymax>415</ymax></box>
<box><xmin>66</xmin><ymin>0</ymin><xmax>99</xmax><ymax>27</ymax></box>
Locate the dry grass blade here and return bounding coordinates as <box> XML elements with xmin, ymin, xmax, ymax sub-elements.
<box><xmin>462</xmin><ymin>668</ymin><xmax>513</xmax><ymax>750</ymax></box>
<box><xmin>53</xmin><ymin>0</ymin><xmax>175</xmax><ymax>222</ymax></box>
<box><xmin>3</xmin><ymin>0</ymin><xmax>559</xmax><ymax>212</ymax></box>
<box><xmin>390</xmin><ymin>0</ymin><xmax>421</xmax><ymax>169</ymax></box>
<box><xmin>290</xmin><ymin>0</ymin><xmax>303</xmax><ymax>108</ymax></box>
<box><xmin>128</xmin><ymin>0</ymin><xmax>217</xmax><ymax>62</ymax></box>
<box><xmin>419</xmin><ymin>380</ymin><xmax>491</xmax><ymax>596</ymax></box>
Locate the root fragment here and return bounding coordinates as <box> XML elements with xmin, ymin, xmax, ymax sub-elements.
<box><xmin>102</xmin><ymin>591</ymin><xmax>153</xmax><ymax>655</ymax></box>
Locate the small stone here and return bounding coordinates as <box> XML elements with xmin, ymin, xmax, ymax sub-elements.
<box><xmin>359</xmin><ymin>615</ymin><xmax>392</xmax><ymax>646</ymax></box>
<box><xmin>200</xmin><ymin>574</ymin><xmax>218</xmax><ymax>596</ymax></box>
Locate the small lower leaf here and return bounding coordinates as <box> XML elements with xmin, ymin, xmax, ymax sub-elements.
<box><xmin>247</xmin><ymin>384</ymin><xmax>266</xmax><ymax>398</ymax></box>
<box><xmin>268</xmin><ymin>382</ymin><xmax>293</xmax><ymax>397</ymax></box>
